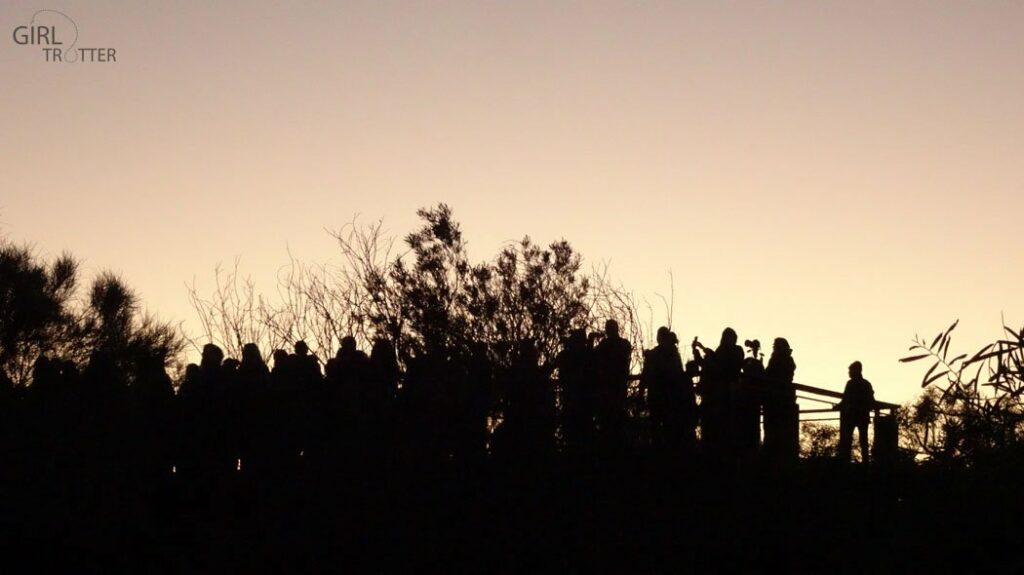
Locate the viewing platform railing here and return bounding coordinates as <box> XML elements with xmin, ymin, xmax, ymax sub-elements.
<box><xmin>620</xmin><ymin>374</ymin><xmax>901</xmax><ymax>459</ymax></box>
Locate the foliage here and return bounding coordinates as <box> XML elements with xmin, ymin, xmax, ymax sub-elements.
<box><xmin>382</xmin><ymin>205</ymin><xmax>597</xmax><ymax>366</ymax></box>
<box><xmin>800</xmin><ymin>422</ymin><xmax>839</xmax><ymax>460</ymax></box>
<box><xmin>0</xmin><ymin>239</ymin><xmax>184</xmax><ymax>384</ymax></box>
<box><xmin>899</xmin><ymin>320</ymin><xmax>1024</xmax><ymax>465</ymax></box>
<box><xmin>81</xmin><ymin>271</ymin><xmax>185</xmax><ymax>375</ymax></box>
<box><xmin>188</xmin><ymin>204</ymin><xmax>647</xmax><ymax>368</ymax></box>
<box><xmin>0</xmin><ymin>241</ymin><xmax>78</xmax><ymax>382</ymax></box>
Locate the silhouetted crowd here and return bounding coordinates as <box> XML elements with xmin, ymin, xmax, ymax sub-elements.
<box><xmin>6</xmin><ymin>322</ymin><xmax>974</xmax><ymax>572</ymax></box>
<box><xmin>0</xmin><ymin>319</ymin><xmax>885</xmax><ymax>495</ymax></box>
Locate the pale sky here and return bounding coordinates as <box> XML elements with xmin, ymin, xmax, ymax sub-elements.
<box><xmin>2</xmin><ymin>1</ymin><xmax>1022</xmax><ymax>404</ymax></box>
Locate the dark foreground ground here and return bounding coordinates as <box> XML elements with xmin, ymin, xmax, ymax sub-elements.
<box><xmin>3</xmin><ymin>453</ymin><xmax>1023</xmax><ymax>574</ymax></box>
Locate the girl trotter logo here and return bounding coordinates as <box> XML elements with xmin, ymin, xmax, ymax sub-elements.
<box><xmin>12</xmin><ymin>9</ymin><xmax>116</xmax><ymax>63</ymax></box>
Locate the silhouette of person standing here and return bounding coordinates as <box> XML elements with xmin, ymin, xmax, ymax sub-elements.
<box><xmin>266</xmin><ymin>349</ymin><xmax>302</xmax><ymax>470</ymax></box>
<box><xmin>237</xmin><ymin>343</ymin><xmax>270</xmax><ymax>475</ymax></box>
<box><xmin>498</xmin><ymin>339</ymin><xmax>555</xmax><ymax>456</ymax></box>
<box><xmin>837</xmin><ymin>361</ymin><xmax>874</xmax><ymax>464</ymax></box>
<box><xmin>291</xmin><ymin>340</ymin><xmax>324</xmax><ymax>463</ymax></box>
<box><xmin>292</xmin><ymin>340</ymin><xmax>322</xmax><ymax>388</ymax></box>
<box><xmin>321</xmin><ymin>336</ymin><xmax>370</xmax><ymax>468</ymax></box>
<box><xmin>131</xmin><ymin>355</ymin><xmax>176</xmax><ymax>485</ymax></box>
<box><xmin>184</xmin><ymin>343</ymin><xmax>229</xmax><ymax>479</ymax></box>
<box><xmin>557</xmin><ymin>329</ymin><xmax>595</xmax><ymax>452</ymax></box>
<box><xmin>642</xmin><ymin>327</ymin><xmax>693</xmax><ymax>452</ymax></box>
<box><xmin>737</xmin><ymin>339</ymin><xmax>765</xmax><ymax>457</ymax></box>
<box><xmin>762</xmin><ymin>337</ymin><xmax>798</xmax><ymax>461</ymax></box>
<box><xmin>367</xmin><ymin>338</ymin><xmax>400</xmax><ymax>407</ymax></box>
<box><xmin>594</xmin><ymin>319</ymin><xmax>631</xmax><ymax>448</ymax></box>
<box><xmin>695</xmin><ymin>328</ymin><xmax>743</xmax><ymax>458</ymax></box>
<box><xmin>325</xmin><ymin>336</ymin><xmax>370</xmax><ymax>417</ymax></box>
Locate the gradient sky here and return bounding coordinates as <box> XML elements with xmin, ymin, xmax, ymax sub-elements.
<box><xmin>2</xmin><ymin>1</ymin><xmax>1022</xmax><ymax>404</ymax></box>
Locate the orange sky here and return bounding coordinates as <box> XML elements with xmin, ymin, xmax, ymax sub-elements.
<box><xmin>2</xmin><ymin>1</ymin><xmax>1022</xmax><ymax>404</ymax></box>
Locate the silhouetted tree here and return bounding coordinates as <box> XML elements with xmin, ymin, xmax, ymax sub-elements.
<box><xmin>384</xmin><ymin>204</ymin><xmax>602</xmax><ymax>367</ymax></box>
<box><xmin>188</xmin><ymin>205</ymin><xmax>645</xmax><ymax>370</ymax></box>
<box><xmin>0</xmin><ymin>240</ymin><xmax>182</xmax><ymax>384</ymax></box>
<box><xmin>81</xmin><ymin>272</ymin><xmax>184</xmax><ymax>378</ymax></box>
<box><xmin>800</xmin><ymin>422</ymin><xmax>840</xmax><ymax>460</ymax></box>
<box><xmin>0</xmin><ymin>241</ymin><xmax>78</xmax><ymax>383</ymax></box>
<box><xmin>901</xmin><ymin>320</ymin><xmax>1024</xmax><ymax>465</ymax></box>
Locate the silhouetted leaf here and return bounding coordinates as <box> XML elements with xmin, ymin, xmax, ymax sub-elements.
<box><xmin>930</xmin><ymin>332</ymin><xmax>943</xmax><ymax>350</ymax></box>
<box><xmin>924</xmin><ymin>370</ymin><xmax>948</xmax><ymax>387</ymax></box>
<box><xmin>967</xmin><ymin>343</ymin><xmax>996</xmax><ymax>365</ymax></box>
<box><xmin>938</xmin><ymin>384</ymin><xmax>954</xmax><ymax>403</ymax></box>
<box><xmin>968</xmin><ymin>349</ymin><xmax>1009</xmax><ymax>364</ymax></box>
<box><xmin>922</xmin><ymin>362</ymin><xmax>941</xmax><ymax>387</ymax></box>
<box><xmin>944</xmin><ymin>319</ymin><xmax>959</xmax><ymax>337</ymax></box>
<box><xmin>900</xmin><ymin>354</ymin><xmax>931</xmax><ymax>363</ymax></box>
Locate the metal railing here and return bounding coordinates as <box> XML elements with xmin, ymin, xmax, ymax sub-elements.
<box><xmin>621</xmin><ymin>373</ymin><xmax>901</xmax><ymax>458</ymax></box>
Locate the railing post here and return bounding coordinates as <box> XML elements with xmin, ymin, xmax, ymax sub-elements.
<box><xmin>872</xmin><ymin>410</ymin><xmax>898</xmax><ymax>465</ymax></box>
<box><xmin>784</xmin><ymin>401</ymin><xmax>800</xmax><ymax>460</ymax></box>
